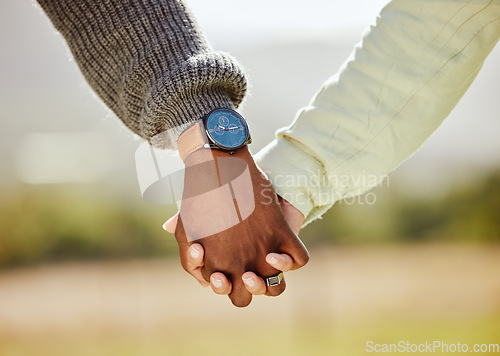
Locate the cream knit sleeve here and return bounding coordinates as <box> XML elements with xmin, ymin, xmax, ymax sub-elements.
<box><xmin>256</xmin><ymin>0</ymin><xmax>500</xmax><ymax>225</ymax></box>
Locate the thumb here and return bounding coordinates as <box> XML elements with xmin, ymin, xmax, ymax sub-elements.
<box><xmin>162</xmin><ymin>211</ymin><xmax>179</xmax><ymax>233</ymax></box>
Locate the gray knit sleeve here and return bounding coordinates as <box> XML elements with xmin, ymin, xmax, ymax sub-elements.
<box><xmin>36</xmin><ymin>0</ymin><xmax>247</xmax><ymax>147</ymax></box>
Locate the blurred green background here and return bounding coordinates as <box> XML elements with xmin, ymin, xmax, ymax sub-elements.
<box><xmin>1</xmin><ymin>0</ymin><xmax>499</xmax><ymax>355</ymax></box>
<box><xmin>1</xmin><ymin>171</ymin><xmax>500</xmax><ymax>268</ymax></box>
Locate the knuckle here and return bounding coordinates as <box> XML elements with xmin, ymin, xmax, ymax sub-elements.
<box><xmin>212</xmin><ymin>288</ymin><xmax>228</xmax><ymax>295</ymax></box>
<box><xmin>181</xmin><ymin>260</ymin><xmax>190</xmax><ymax>273</ymax></box>
<box><xmin>296</xmin><ymin>250</ymin><xmax>310</xmax><ymax>267</ymax></box>
<box><xmin>249</xmin><ymin>285</ymin><xmax>266</xmax><ymax>295</ymax></box>
<box><xmin>266</xmin><ymin>284</ymin><xmax>286</xmax><ymax>297</ymax></box>
<box><xmin>199</xmin><ymin>280</ymin><xmax>210</xmax><ymax>287</ymax></box>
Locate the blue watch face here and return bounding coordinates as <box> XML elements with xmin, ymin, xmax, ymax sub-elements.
<box><xmin>205</xmin><ymin>109</ymin><xmax>249</xmax><ymax>150</ymax></box>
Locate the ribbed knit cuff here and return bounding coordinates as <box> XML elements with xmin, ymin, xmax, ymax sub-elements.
<box><xmin>142</xmin><ymin>52</ymin><xmax>246</xmax><ymax>148</ymax></box>
<box><xmin>36</xmin><ymin>0</ymin><xmax>247</xmax><ymax>148</ymax></box>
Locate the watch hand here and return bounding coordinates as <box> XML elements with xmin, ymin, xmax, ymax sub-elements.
<box><xmin>217</xmin><ymin>125</ymin><xmax>243</xmax><ymax>131</ymax></box>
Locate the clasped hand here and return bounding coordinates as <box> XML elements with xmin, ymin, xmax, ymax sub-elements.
<box><xmin>165</xmin><ymin>146</ymin><xmax>309</xmax><ymax>307</ymax></box>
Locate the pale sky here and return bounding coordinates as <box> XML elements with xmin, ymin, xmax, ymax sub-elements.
<box><xmin>186</xmin><ymin>0</ymin><xmax>390</xmax><ymax>47</ymax></box>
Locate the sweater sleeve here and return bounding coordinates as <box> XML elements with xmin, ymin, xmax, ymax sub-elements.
<box><xmin>36</xmin><ymin>0</ymin><xmax>247</xmax><ymax>148</ymax></box>
<box><xmin>255</xmin><ymin>0</ymin><xmax>500</xmax><ymax>226</ymax></box>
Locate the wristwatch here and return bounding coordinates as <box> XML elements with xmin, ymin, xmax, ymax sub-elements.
<box><xmin>178</xmin><ymin>108</ymin><xmax>251</xmax><ymax>161</ymax></box>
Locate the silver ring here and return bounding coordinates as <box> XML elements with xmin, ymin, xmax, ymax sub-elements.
<box><xmin>266</xmin><ymin>271</ymin><xmax>284</xmax><ymax>287</ymax></box>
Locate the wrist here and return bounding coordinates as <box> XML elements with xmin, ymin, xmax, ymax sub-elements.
<box><xmin>183</xmin><ymin>144</ymin><xmax>252</xmax><ymax>167</ymax></box>
<box><xmin>177</xmin><ymin>108</ymin><xmax>251</xmax><ymax>163</ymax></box>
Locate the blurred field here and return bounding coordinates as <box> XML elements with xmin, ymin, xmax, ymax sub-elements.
<box><xmin>1</xmin><ymin>243</ymin><xmax>499</xmax><ymax>356</ymax></box>
<box><xmin>1</xmin><ymin>170</ymin><xmax>499</xmax><ymax>269</ymax></box>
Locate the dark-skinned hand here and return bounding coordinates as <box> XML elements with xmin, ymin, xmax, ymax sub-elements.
<box><xmin>164</xmin><ymin>195</ymin><xmax>305</xmax><ymax>297</ymax></box>
<box><xmin>173</xmin><ymin>146</ymin><xmax>309</xmax><ymax>307</ymax></box>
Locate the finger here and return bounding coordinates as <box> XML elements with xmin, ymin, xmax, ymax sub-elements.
<box><xmin>184</xmin><ymin>244</ymin><xmax>209</xmax><ymax>287</ymax></box>
<box><xmin>242</xmin><ymin>272</ymin><xmax>267</xmax><ymax>295</ymax></box>
<box><xmin>264</xmin><ymin>273</ymin><xmax>286</xmax><ymax>297</ymax></box>
<box><xmin>279</xmin><ymin>230</ymin><xmax>310</xmax><ymax>269</ymax></box>
<box><xmin>186</xmin><ymin>243</ymin><xmax>204</xmax><ymax>268</ymax></box>
<box><xmin>210</xmin><ymin>272</ymin><xmax>232</xmax><ymax>295</ymax></box>
<box><xmin>254</xmin><ymin>261</ymin><xmax>285</xmax><ymax>297</ymax></box>
<box><xmin>182</xmin><ymin>259</ymin><xmax>209</xmax><ymax>287</ymax></box>
<box><xmin>200</xmin><ymin>265</ymin><xmax>211</xmax><ymax>284</ymax></box>
<box><xmin>228</xmin><ymin>277</ymin><xmax>253</xmax><ymax>307</ymax></box>
<box><xmin>266</xmin><ymin>253</ymin><xmax>294</xmax><ymax>272</ymax></box>
<box><xmin>173</xmin><ymin>218</ymin><xmax>208</xmax><ymax>287</ymax></box>
<box><xmin>190</xmin><ymin>269</ymin><xmax>210</xmax><ymax>287</ymax></box>
<box><xmin>187</xmin><ymin>244</ymin><xmax>208</xmax><ymax>287</ymax></box>
<box><xmin>162</xmin><ymin>212</ymin><xmax>179</xmax><ymax>233</ymax></box>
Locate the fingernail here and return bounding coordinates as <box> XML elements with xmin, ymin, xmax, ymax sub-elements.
<box><xmin>266</xmin><ymin>255</ymin><xmax>278</xmax><ymax>265</ymax></box>
<box><xmin>189</xmin><ymin>246</ymin><xmax>200</xmax><ymax>259</ymax></box>
<box><xmin>211</xmin><ymin>277</ymin><xmax>222</xmax><ymax>288</ymax></box>
<box><xmin>243</xmin><ymin>277</ymin><xmax>255</xmax><ymax>288</ymax></box>
<box><xmin>162</xmin><ymin>215</ymin><xmax>176</xmax><ymax>231</ymax></box>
